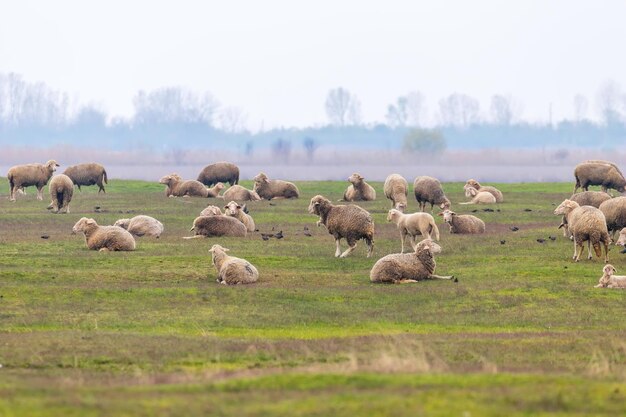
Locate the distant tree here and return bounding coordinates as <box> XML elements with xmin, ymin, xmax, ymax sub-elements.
<box><xmin>272</xmin><ymin>138</ymin><xmax>292</xmax><ymax>160</ymax></box>
<box><xmin>386</xmin><ymin>91</ymin><xmax>426</xmax><ymax>128</ymax></box>
<box><xmin>403</xmin><ymin>128</ymin><xmax>446</xmax><ymax>156</ymax></box>
<box><xmin>595</xmin><ymin>80</ymin><xmax>623</xmax><ymax>124</ymax></box>
<box><xmin>573</xmin><ymin>94</ymin><xmax>589</xmax><ymax>123</ymax></box>
<box><xmin>218</xmin><ymin>106</ymin><xmax>248</xmax><ymax>133</ymax></box>
<box><xmin>489</xmin><ymin>94</ymin><xmax>522</xmax><ymax>125</ymax></box>
<box><xmin>303</xmin><ymin>136</ymin><xmax>318</xmax><ymax>161</ymax></box>
<box><xmin>325</xmin><ymin>87</ymin><xmax>361</xmax><ymax>126</ymax></box>
<box><xmin>438</xmin><ymin>93</ymin><xmax>480</xmax><ymax>128</ymax></box>
<box><xmin>132</xmin><ymin>86</ymin><xmax>218</xmax><ymax>125</ymax></box>
<box><xmin>73</xmin><ymin>105</ymin><xmax>107</xmax><ymax>127</ymax></box>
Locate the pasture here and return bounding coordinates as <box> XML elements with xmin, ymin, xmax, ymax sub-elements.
<box><xmin>0</xmin><ymin>178</ymin><xmax>625</xmax><ymax>416</ymax></box>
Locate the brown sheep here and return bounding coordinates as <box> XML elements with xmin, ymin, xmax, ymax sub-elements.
<box><xmin>464</xmin><ymin>179</ymin><xmax>504</xmax><ymax>203</ymax></box>
<box><xmin>253</xmin><ymin>172</ymin><xmax>299</xmax><ymax>200</ymax></box>
<box><xmin>222</xmin><ymin>185</ymin><xmax>262</xmax><ymax>202</ymax></box>
<box><xmin>159</xmin><ymin>173</ymin><xmax>219</xmax><ymax>198</ymax></box>
<box><xmin>343</xmin><ymin>173</ymin><xmax>376</xmax><ymax>201</ymax></box>
<box><xmin>183</xmin><ymin>215</ymin><xmax>247</xmax><ymax>239</ymax></box>
<box><xmin>574</xmin><ymin>160</ymin><xmax>626</xmax><ymax>194</ymax></box>
<box><xmin>72</xmin><ymin>217</ymin><xmax>136</xmax><ymax>252</ymax></box>
<box><xmin>7</xmin><ymin>160</ymin><xmax>60</xmax><ymax>201</ymax></box>
<box><xmin>384</xmin><ymin>174</ymin><xmax>409</xmax><ymax>211</ymax></box>
<box><xmin>197</xmin><ymin>161</ymin><xmax>240</xmax><ymax>187</ymax></box>
<box><xmin>598</xmin><ymin>197</ymin><xmax>626</xmax><ymax>240</ymax></box>
<box><xmin>439</xmin><ymin>210</ymin><xmax>485</xmax><ymax>234</ymax></box>
<box><xmin>413</xmin><ymin>176</ymin><xmax>451</xmax><ymax>212</ymax></box>
<box><xmin>47</xmin><ymin>174</ymin><xmax>74</xmax><ymax>214</ymax></box>
<box><xmin>554</xmin><ymin>199</ymin><xmax>610</xmax><ymax>262</ymax></box>
<box><xmin>63</xmin><ymin>163</ymin><xmax>108</xmax><ymax>193</ymax></box>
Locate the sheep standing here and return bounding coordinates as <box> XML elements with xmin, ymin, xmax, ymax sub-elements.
<box><xmin>343</xmin><ymin>173</ymin><xmax>376</xmax><ymax>201</ymax></box>
<box><xmin>197</xmin><ymin>162</ymin><xmax>240</xmax><ymax>187</ymax></box>
<box><xmin>184</xmin><ymin>216</ymin><xmax>247</xmax><ymax>239</ymax></box>
<box><xmin>114</xmin><ymin>215</ymin><xmax>164</xmax><ymax>238</ymax></box>
<box><xmin>459</xmin><ymin>187</ymin><xmax>497</xmax><ymax>205</ymax></box>
<box><xmin>222</xmin><ymin>185</ymin><xmax>261</xmax><ymax>202</ymax></box>
<box><xmin>554</xmin><ymin>199</ymin><xmax>610</xmax><ymax>262</ymax></box>
<box><xmin>387</xmin><ymin>209</ymin><xmax>439</xmax><ymax>253</ymax></box>
<box><xmin>439</xmin><ymin>210</ymin><xmax>485</xmax><ymax>234</ymax></box>
<box><xmin>63</xmin><ymin>163</ymin><xmax>108</xmax><ymax>193</ymax></box>
<box><xmin>253</xmin><ymin>172</ymin><xmax>299</xmax><ymax>200</ymax></box>
<box><xmin>209</xmin><ymin>244</ymin><xmax>258</xmax><ymax>285</ymax></box>
<box><xmin>200</xmin><ymin>205</ymin><xmax>223</xmax><ymax>216</ymax></box>
<box><xmin>308</xmin><ymin>195</ymin><xmax>374</xmax><ymax>257</ymax></box>
<box><xmin>47</xmin><ymin>174</ymin><xmax>74</xmax><ymax>213</ymax></box>
<box><xmin>384</xmin><ymin>174</ymin><xmax>409</xmax><ymax>211</ymax></box>
<box><xmin>595</xmin><ymin>264</ymin><xmax>626</xmax><ymax>289</ymax></box>
<box><xmin>598</xmin><ymin>197</ymin><xmax>626</xmax><ymax>240</ymax></box>
<box><xmin>370</xmin><ymin>239</ymin><xmax>454</xmax><ymax>284</ymax></box>
<box><xmin>574</xmin><ymin>160</ymin><xmax>626</xmax><ymax>193</ymax></box>
<box><xmin>7</xmin><ymin>160</ymin><xmax>60</xmax><ymax>201</ymax></box>
<box><xmin>464</xmin><ymin>179</ymin><xmax>504</xmax><ymax>203</ymax></box>
<box><xmin>159</xmin><ymin>173</ymin><xmax>218</xmax><ymax>198</ymax></box>
<box><xmin>224</xmin><ymin>200</ymin><xmax>256</xmax><ymax>232</ymax></box>
<box><xmin>72</xmin><ymin>217</ymin><xmax>136</xmax><ymax>252</ymax></box>
<box><xmin>413</xmin><ymin>176</ymin><xmax>451</xmax><ymax>212</ymax></box>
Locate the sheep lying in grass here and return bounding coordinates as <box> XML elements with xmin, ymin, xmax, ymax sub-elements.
<box><xmin>114</xmin><ymin>215</ymin><xmax>164</xmax><ymax>238</ymax></box>
<box><xmin>387</xmin><ymin>209</ymin><xmax>439</xmax><ymax>253</ymax></box>
<box><xmin>459</xmin><ymin>187</ymin><xmax>496</xmax><ymax>205</ymax></box>
<box><xmin>464</xmin><ymin>179</ymin><xmax>503</xmax><ymax>203</ymax></box>
<box><xmin>7</xmin><ymin>160</ymin><xmax>60</xmax><ymax>201</ymax></box>
<box><xmin>47</xmin><ymin>174</ymin><xmax>73</xmax><ymax>214</ymax></box>
<box><xmin>554</xmin><ymin>199</ymin><xmax>610</xmax><ymax>262</ymax></box>
<box><xmin>413</xmin><ymin>176</ymin><xmax>451</xmax><ymax>212</ymax></box>
<box><xmin>72</xmin><ymin>217</ymin><xmax>136</xmax><ymax>252</ymax></box>
<box><xmin>384</xmin><ymin>174</ymin><xmax>408</xmax><ymax>211</ymax></box>
<box><xmin>209</xmin><ymin>244</ymin><xmax>259</xmax><ymax>285</ymax></box>
<box><xmin>200</xmin><ymin>205</ymin><xmax>223</xmax><ymax>216</ymax></box>
<box><xmin>439</xmin><ymin>210</ymin><xmax>485</xmax><ymax>234</ymax></box>
<box><xmin>222</xmin><ymin>185</ymin><xmax>261</xmax><ymax>202</ymax></box>
<box><xmin>370</xmin><ymin>239</ymin><xmax>454</xmax><ymax>284</ymax></box>
<box><xmin>224</xmin><ymin>201</ymin><xmax>255</xmax><ymax>232</ymax></box>
<box><xmin>343</xmin><ymin>173</ymin><xmax>376</xmax><ymax>201</ymax></box>
<box><xmin>616</xmin><ymin>228</ymin><xmax>626</xmax><ymax>246</ymax></box>
<box><xmin>253</xmin><ymin>172</ymin><xmax>299</xmax><ymax>200</ymax></box>
<box><xmin>159</xmin><ymin>173</ymin><xmax>222</xmax><ymax>198</ymax></box>
<box><xmin>308</xmin><ymin>195</ymin><xmax>374</xmax><ymax>257</ymax></box>
<box><xmin>184</xmin><ymin>216</ymin><xmax>247</xmax><ymax>239</ymax></box>
<box><xmin>595</xmin><ymin>264</ymin><xmax>626</xmax><ymax>288</ymax></box>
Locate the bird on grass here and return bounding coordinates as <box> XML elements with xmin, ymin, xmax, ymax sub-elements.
<box><xmin>510</xmin><ymin>226</ymin><xmax>519</xmax><ymax>232</ymax></box>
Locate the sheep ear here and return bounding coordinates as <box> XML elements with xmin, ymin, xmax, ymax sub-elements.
<box><xmin>237</xmin><ymin>205</ymin><xmax>241</xmax><ymax>209</ymax></box>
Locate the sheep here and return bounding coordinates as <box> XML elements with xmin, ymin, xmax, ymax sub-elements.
<box><xmin>413</xmin><ymin>176</ymin><xmax>451</xmax><ymax>212</ymax></box>
<box><xmin>595</xmin><ymin>264</ymin><xmax>626</xmax><ymax>289</ymax></box>
<box><xmin>183</xmin><ymin>215</ymin><xmax>247</xmax><ymax>239</ymax></box>
<box><xmin>7</xmin><ymin>160</ymin><xmax>60</xmax><ymax>201</ymax></box>
<box><xmin>387</xmin><ymin>209</ymin><xmax>440</xmax><ymax>253</ymax></box>
<box><xmin>383</xmin><ymin>174</ymin><xmax>409</xmax><ymax>211</ymax></box>
<box><xmin>114</xmin><ymin>215</ymin><xmax>164</xmax><ymax>238</ymax></box>
<box><xmin>253</xmin><ymin>172</ymin><xmax>299</xmax><ymax>200</ymax></box>
<box><xmin>222</xmin><ymin>185</ymin><xmax>262</xmax><ymax>202</ymax></box>
<box><xmin>599</xmin><ymin>197</ymin><xmax>626</xmax><ymax>240</ymax></box>
<box><xmin>308</xmin><ymin>194</ymin><xmax>374</xmax><ymax>257</ymax></box>
<box><xmin>72</xmin><ymin>217</ymin><xmax>136</xmax><ymax>252</ymax></box>
<box><xmin>370</xmin><ymin>239</ymin><xmax>454</xmax><ymax>284</ymax></box>
<box><xmin>224</xmin><ymin>200</ymin><xmax>256</xmax><ymax>232</ymax></box>
<box><xmin>343</xmin><ymin>173</ymin><xmax>376</xmax><ymax>201</ymax></box>
<box><xmin>459</xmin><ymin>187</ymin><xmax>497</xmax><ymax>205</ymax></box>
<box><xmin>63</xmin><ymin>163</ymin><xmax>108</xmax><ymax>193</ymax></box>
<box><xmin>200</xmin><ymin>205</ymin><xmax>223</xmax><ymax>217</ymax></box>
<box><xmin>47</xmin><ymin>174</ymin><xmax>74</xmax><ymax>214</ymax></box>
<box><xmin>570</xmin><ymin>191</ymin><xmax>612</xmax><ymax>208</ymax></box>
<box><xmin>439</xmin><ymin>209</ymin><xmax>485</xmax><ymax>234</ymax></box>
<box><xmin>574</xmin><ymin>160</ymin><xmax>626</xmax><ymax>194</ymax></box>
<box><xmin>159</xmin><ymin>173</ymin><xmax>220</xmax><ymax>198</ymax></box>
<box><xmin>209</xmin><ymin>244</ymin><xmax>258</xmax><ymax>285</ymax></box>
<box><xmin>616</xmin><ymin>228</ymin><xmax>626</xmax><ymax>246</ymax></box>
<box><xmin>464</xmin><ymin>179</ymin><xmax>504</xmax><ymax>203</ymax></box>
<box><xmin>554</xmin><ymin>199</ymin><xmax>610</xmax><ymax>262</ymax></box>
<box><xmin>197</xmin><ymin>162</ymin><xmax>240</xmax><ymax>187</ymax></box>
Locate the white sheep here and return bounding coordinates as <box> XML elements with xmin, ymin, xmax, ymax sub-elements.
<box><xmin>387</xmin><ymin>209</ymin><xmax>440</xmax><ymax>253</ymax></box>
<box><xmin>459</xmin><ymin>187</ymin><xmax>496</xmax><ymax>205</ymax></box>
<box><xmin>200</xmin><ymin>205</ymin><xmax>223</xmax><ymax>216</ymax></box>
<box><xmin>224</xmin><ymin>201</ymin><xmax>256</xmax><ymax>232</ymax></box>
<box><xmin>616</xmin><ymin>228</ymin><xmax>626</xmax><ymax>246</ymax></box>
<box><xmin>384</xmin><ymin>174</ymin><xmax>408</xmax><ymax>211</ymax></box>
<box><xmin>72</xmin><ymin>217</ymin><xmax>136</xmax><ymax>252</ymax></box>
<box><xmin>209</xmin><ymin>244</ymin><xmax>259</xmax><ymax>285</ymax></box>
<box><xmin>114</xmin><ymin>215</ymin><xmax>164</xmax><ymax>238</ymax></box>
<box><xmin>7</xmin><ymin>160</ymin><xmax>60</xmax><ymax>201</ymax></box>
<box><xmin>343</xmin><ymin>173</ymin><xmax>376</xmax><ymax>201</ymax></box>
<box><xmin>595</xmin><ymin>264</ymin><xmax>626</xmax><ymax>289</ymax></box>
<box><xmin>554</xmin><ymin>199</ymin><xmax>610</xmax><ymax>262</ymax></box>
<box><xmin>47</xmin><ymin>174</ymin><xmax>74</xmax><ymax>214</ymax></box>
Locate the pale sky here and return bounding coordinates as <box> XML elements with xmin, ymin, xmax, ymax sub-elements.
<box><xmin>1</xmin><ymin>0</ymin><xmax>625</xmax><ymax>129</ymax></box>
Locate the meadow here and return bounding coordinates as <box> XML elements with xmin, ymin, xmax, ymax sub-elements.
<box><xmin>0</xmin><ymin>178</ymin><xmax>625</xmax><ymax>416</ymax></box>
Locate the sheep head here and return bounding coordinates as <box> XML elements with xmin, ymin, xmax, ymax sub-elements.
<box><xmin>114</xmin><ymin>219</ymin><xmax>131</xmax><ymax>229</ymax></box>
<box><xmin>253</xmin><ymin>172</ymin><xmax>269</xmax><ymax>184</ymax></box>
<box><xmin>439</xmin><ymin>198</ymin><xmax>451</xmax><ymax>210</ymax></box>
<box><xmin>159</xmin><ymin>174</ymin><xmax>181</xmax><ymax>185</ymax></box>
<box><xmin>465</xmin><ymin>179</ymin><xmax>481</xmax><ymax>190</ymax></box>
<box><xmin>201</xmin><ymin>205</ymin><xmax>222</xmax><ymax>216</ymax></box>
<box><xmin>46</xmin><ymin>160</ymin><xmax>60</xmax><ymax>172</ymax></box>
<box><xmin>554</xmin><ymin>199</ymin><xmax>579</xmax><ymax>216</ymax></box>
<box><xmin>224</xmin><ymin>201</ymin><xmax>241</xmax><ymax>216</ymax></box>
<box><xmin>395</xmin><ymin>202</ymin><xmax>407</xmax><ymax>212</ymax></box>
<box><xmin>438</xmin><ymin>209</ymin><xmax>455</xmax><ymax>223</ymax></box>
<box><xmin>348</xmin><ymin>173</ymin><xmax>364</xmax><ymax>185</ymax></box>
<box><xmin>415</xmin><ymin>239</ymin><xmax>442</xmax><ymax>255</ymax></box>
<box><xmin>209</xmin><ymin>244</ymin><xmax>229</xmax><ymax>254</ymax></box>
<box><xmin>72</xmin><ymin>217</ymin><xmax>97</xmax><ymax>234</ymax></box>
<box><xmin>214</xmin><ymin>182</ymin><xmax>225</xmax><ymax>191</ymax></box>
<box><xmin>616</xmin><ymin>228</ymin><xmax>626</xmax><ymax>246</ymax></box>
<box><xmin>464</xmin><ymin>185</ymin><xmax>479</xmax><ymax>198</ymax></box>
<box><xmin>387</xmin><ymin>209</ymin><xmax>402</xmax><ymax>222</ymax></box>
<box><xmin>308</xmin><ymin>195</ymin><xmax>331</xmax><ymax>215</ymax></box>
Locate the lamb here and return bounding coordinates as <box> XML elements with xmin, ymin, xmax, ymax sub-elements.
<box><xmin>184</xmin><ymin>215</ymin><xmax>247</xmax><ymax>239</ymax></box>
<box><xmin>464</xmin><ymin>179</ymin><xmax>504</xmax><ymax>203</ymax></box>
<box><xmin>253</xmin><ymin>172</ymin><xmax>299</xmax><ymax>200</ymax></box>
<box><xmin>7</xmin><ymin>160</ymin><xmax>60</xmax><ymax>201</ymax></box>
<box><xmin>63</xmin><ymin>163</ymin><xmax>108</xmax><ymax>193</ymax></box>
<box><xmin>616</xmin><ymin>228</ymin><xmax>626</xmax><ymax>246</ymax></box>
<box><xmin>200</xmin><ymin>205</ymin><xmax>223</xmax><ymax>216</ymax></box>
<box><xmin>413</xmin><ymin>176</ymin><xmax>451</xmax><ymax>212</ymax></box>
<box><xmin>209</xmin><ymin>244</ymin><xmax>259</xmax><ymax>285</ymax></box>
<box><xmin>159</xmin><ymin>173</ymin><xmax>220</xmax><ymax>198</ymax></box>
<box><xmin>384</xmin><ymin>174</ymin><xmax>409</xmax><ymax>211</ymax></box>
<box><xmin>47</xmin><ymin>174</ymin><xmax>74</xmax><ymax>214</ymax></box>
<box><xmin>595</xmin><ymin>264</ymin><xmax>626</xmax><ymax>289</ymax></box>
<box><xmin>554</xmin><ymin>199</ymin><xmax>610</xmax><ymax>262</ymax></box>
<box><xmin>598</xmin><ymin>197</ymin><xmax>626</xmax><ymax>240</ymax></box>
<box><xmin>72</xmin><ymin>217</ymin><xmax>136</xmax><ymax>252</ymax></box>
<box><xmin>343</xmin><ymin>173</ymin><xmax>376</xmax><ymax>201</ymax></box>
<box><xmin>224</xmin><ymin>200</ymin><xmax>256</xmax><ymax>232</ymax></box>
<box><xmin>459</xmin><ymin>187</ymin><xmax>497</xmax><ymax>205</ymax></box>
<box><xmin>439</xmin><ymin>209</ymin><xmax>485</xmax><ymax>234</ymax></box>
<box><xmin>114</xmin><ymin>215</ymin><xmax>164</xmax><ymax>238</ymax></box>
<box><xmin>387</xmin><ymin>209</ymin><xmax>440</xmax><ymax>253</ymax></box>
<box><xmin>222</xmin><ymin>185</ymin><xmax>262</xmax><ymax>202</ymax></box>
<box><xmin>197</xmin><ymin>162</ymin><xmax>240</xmax><ymax>187</ymax></box>
<box><xmin>573</xmin><ymin>160</ymin><xmax>626</xmax><ymax>194</ymax></box>
<box><xmin>370</xmin><ymin>239</ymin><xmax>454</xmax><ymax>284</ymax></box>
<box><xmin>308</xmin><ymin>194</ymin><xmax>374</xmax><ymax>257</ymax></box>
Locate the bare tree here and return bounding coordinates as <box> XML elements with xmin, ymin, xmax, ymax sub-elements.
<box><xmin>438</xmin><ymin>93</ymin><xmax>480</xmax><ymax>128</ymax></box>
<box><xmin>386</xmin><ymin>91</ymin><xmax>426</xmax><ymax>128</ymax></box>
<box><xmin>489</xmin><ymin>94</ymin><xmax>522</xmax><ymax>125</ymax></box>
<box><xmin>218</xmin><ymin>106</ymin><xmax>248</xmax><ymax>133</ymax></box>
<box><xmin>595</xmin><ymin>80</ymin><xmax>622</xmax><ymax>124</ymax></box>
<box><xmin>572</xmin><ymin>94</ymin><xmax>588</xmax><ymax>122</ymax></box>
<box><xmin>132</xmin><ymin>86</ymin><xmax>219</xmax><ymax>125</ymax></box>
<box><xmin>325</xmin><ymin>87</ymin><xmax>361</xmax><ymax>126</ymax></box>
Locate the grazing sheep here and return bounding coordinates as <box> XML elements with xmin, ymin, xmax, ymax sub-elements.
<box><xmin>383</xmin><ymin>174</ymin><xmax>408</xmax><ymax>211</ymax></box>
<box><xmin>184</xmin><ymin>215</ymin><xmax>247</xmax><ymax>239</ymax></box>
<box><xmin>439</xmin><ymin>209</ymin><xmax>485</xmax><ymax>234</ymax></box>
<box><xmin>554</xmin><ymin>199</ymin><xmax>610</xmax><ymax>262</ymax></box>
<box><xmin>159</xmin><ymin>173</ymin><xmax>217</xmax><ymax>198</ymax></box>
<box><xmin>595</xmin><ymin>264</ymin><xmax>626</xmax><ymax>289</ymax></box>
<box><xmin>72</xmin><ymin>217</ymin><xmax>136</xmax><ymax>252</ymax></box>
<box><xmin>570</xmin><ymin>191</ymin><xmax>612</xmax><ymax>208</ymax></box>
<box><xmin>413</xmin><ymin>176</ymin><xmax>451</xmax><ymax>212</ymax></box>
<box><xmin>343</xmin><ymin>173</ymin><xmax>376</xmax><ymax>201</ymax></box>
<box><xmin>616</xmin><ymin>228</ymin><xmax>626</xmax><ymax>246</ymax></box>
<box><xmin>222</xmin><ymin>185</ymin><xmax>262</xmax><ymax>202</ymax></box>
<box><xmin>464</xmin><ymin>179</ymin><xmax>504</xmax><ymax>203</ymax></box>
<box><xmin>459</xmin><ymin>187</ymin><xmax>497</xmax><ymax>205</ymax></box>
<box><xmin>7</xmin><ymin>160</ymin><xmax>60</xmax><ymax>201</ymax></box>
<box><xmin>224</xmin><ymin>200</ymin><xmax>256</xmax><ymax>232</ymax></box>
<box><xmin>209</xmin><ymin>244</ymin><xmax>258</xmax><ymax>285</ymax></box>
<box><xmin>63</xmin><ymin>163</ymin><xmax>108</xmax><ymax>193</ymax></box>
<box><xmin>387</xmin><ymin>209</ymin><xmax>440</xmax><ymax>253</ymax></box>
<box><xmin>253</xmin><ymin>172</ymin><xmax>299</xmax><ymax>200</ymax></box>
<box><xmin>370</xmin><ymin>239</ymin><xmax>454</xmax><ymax>284</ymax></box>
<box><xmin>47</xmin><ymin>174</ymin><xmax>74</xmax><ymax>214</ymax></box>
<box><xmin>114</xmin><ymin>215</ymin><xmax>164</xmax><ymax>238</ymax></box>
<box><xmin>599</xmin><ymin>197</ymin><xmax>626</xmax><ymax>240</ymax></box>
<box><xmin>197</xmin><ymin>162</ymin><xmax>240</xmax><ymax>187</ymax></box>
<box><xmin>200</xmin><ymin>205</ymin><xmax>223</xmax><ymax>217</ymax></box>
<box><xmin>308</xmin><ymin>195</ymin><xmax>374</xmax><ymax>257</ymax></box>
<box><xmin>574</xmin><ymin>160</ymin><xmax>626</xmax><ymax>194</ymax></box>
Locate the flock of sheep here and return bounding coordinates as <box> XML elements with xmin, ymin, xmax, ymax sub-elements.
<box><xmin>5</xmin><ymin>159</ymin><xmax>626</xmax><ymax>288</ymax></box>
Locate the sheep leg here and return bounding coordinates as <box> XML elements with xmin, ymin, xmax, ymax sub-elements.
<box><xmin>339</xmin><ymin>241</ymin><xmax>357</xmax><ymax>258</ymax></box>
<box><xmin>587</xmin><ymin>241</ymin><xmax>593</xmax><ymax>260</ymax></box>
<box><xmin>334</xmin><ymin>239</ymin><xmax>342</xmax><ymax>257</ymax></box>
<box><xmin>429</xmin><ymin>274</ymin><xmax>455</xmax><ymax>280</ymax></box>
<box><xmin>182</xmin><ymin>235</ymin><xmax>207</xmax><ymax>240</ymax></box>
<box><xmin>603</xmin><ymin>241</ymin><xmax>609</xmax><ymax>263</ymax></box>
<box><xmin>574</xmin><ymin>241</ymin><xmax>584</xmax><ymax>262</ymax></box>
<box><xmin>395</xmin><ymin>279</ymin><xmax>419</xmax><ymax>284</ymax></box>
<box><xmin>36</xmin><ymin>186</ymin><xmax>44</xmax><ymax>201</ymax></box>
<box><xmin>98</xmin><ymin>247</ymin><xmax>110</xmax><ymax>253</ymax></box>
<box><xmin>399</xmin><ymin>231</ymin><xmax>406</xmax><ymax>253</ymax></box>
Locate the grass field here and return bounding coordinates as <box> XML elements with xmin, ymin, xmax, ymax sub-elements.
<box><xmin>1</xmin><ymin>178</ymin><xmax>625</xmax><ymax>416</ymax></box>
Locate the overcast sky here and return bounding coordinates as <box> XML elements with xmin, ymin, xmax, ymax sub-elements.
<box><xmin>1</xmin><ymin>0</ymin><xmax>625</xmax><ymax>129</ymax></box>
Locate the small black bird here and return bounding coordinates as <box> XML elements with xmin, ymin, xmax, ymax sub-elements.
<box><xmin>261</xmin><ymin>233</ymin><xmax>271</xmax><ymax>241</ymax></box>
<box><xmin>471</xmin><ymin>209</ymin><xmax>478</xmax><ymax>213</ymax></box>
<box><xmin>524</xmin><ymin>208</ymin><xmax>532</xmax><ymax>212</ymax></box>
<box><xmin>303</xmin><ymin>229</ymin><xmax>312</xmax><ymax>237</ymax></box>
<box><xmin>41</xmin><ymin>235</ymin><xmax>50</xmax><ymax>239</ymax></box>
<box><xmin>536</xmin><ymin>238</ymin><xmax>546</xmax><ymax>243</ymax></box>
<box><xmin>621</xmin><ymin>247</ymin><xmax>626</xmax><ymax>254</ymax></box>
<box><xmin>548</xmin><ymin>236</ymin><xmax>556</xmax><ymax>241</ymax></box>
<box><xmin>483</xmin><ymin>208</ymin><xmax>494</xmax><ymax>212</ymax></box>
<box><xmin>510</xmin><ymin>226</ymin><xmax>519</xmax><ymax>232</ymax></box>
<box><xmin>274</xmin><ymin>231</ymin><xmax>284</xmax><ymax>239</ymax></box>
<box><xmin>500</xmin><ymin>240</ymin><xmax>506</xmax><ymax>245</ymax></box>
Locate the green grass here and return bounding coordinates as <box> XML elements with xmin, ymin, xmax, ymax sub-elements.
<box><xmin>0</xmin><ymin>178</ymin><xmax>625</xmax><ymax>416</ymax></box>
